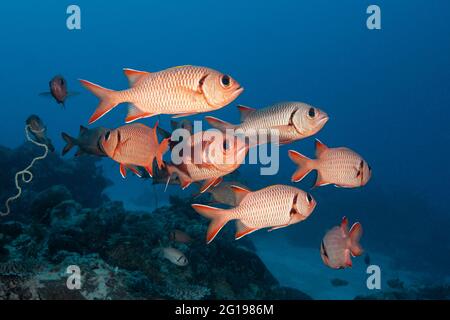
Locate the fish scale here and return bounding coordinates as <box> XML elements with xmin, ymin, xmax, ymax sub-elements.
<box><xmin>231</xmin><ymin>185</ymin><xmax>298</xmax><ymax>228</ymax></box>
<box><xmin>183</xmin><ymin>162</ymin><xmax>230</xmax><ymax>181</ymax></box>
<box><xmin>323</xmin><ymin>227</ymin><xmax>348</xmax><ymax>266</ymax></box>
<box><xmin>239</xmin><ymin>103</ymin><xmax>302</xmax><ymax>142</ymax></box>
<box><xmin>120</xmin><ymin>66</ymin><xmax>211</xmax><ymax>113</ymax></box>
<box><xmin>239</xmin><ymin>103</ymin><xmax>298</xmax><ymax>130</ymax></box>
<box><xmin>289</xmin><ymin>140</ymin><xmax>371</xmax><ymax>188</ymax></box>
<box><xmin>318</xmin><ymin>148</ymin><xmax>363</xmax><ymax>184</ymax></box>
<box><xmin>114</xmin><ymin>125</ymin><xmax>152</xmax><ymax>165</ymax></box>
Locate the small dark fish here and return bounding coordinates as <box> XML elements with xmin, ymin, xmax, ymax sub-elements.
<box><xmin>330</xmin><ymin>278</ymin><xmax>349</xmax><ymax>287</ymax></box>
<box><xmin>169</xmin><ymin>229</ymin><xmax>193</xmax><ymax>244</ymax></box>
<box><xmin>61</xmin><ymin>125</ymin><xmax>108</xmax><ymax>157</ymax></box>
<box><xmin>204</xmin><ymin>181</ymin><xmax>249</xmax><ymax>206</ymax></box>
<box><xmin>25</xmin><ymin>115</ymin><xmax>55</xmax><ymax>152</ymax></box>
<box><xmin>364</xmin><ymin>253</ymin><xmax>371</xmax><ymax>266</ymax></box>
<box><xmin>40</xmin><ymin>75</ymin><xmax>78</xmax><ymax>107</ymax></box>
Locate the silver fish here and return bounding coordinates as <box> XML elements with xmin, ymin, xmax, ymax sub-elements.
<box><xmin>206</xmin><ymin>102</ymin><xmax>329</xmax><ymax>145</ymax></box>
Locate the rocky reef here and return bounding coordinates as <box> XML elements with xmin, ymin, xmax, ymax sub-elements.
<box><xmin>0</xmin><ymin>142</ymin><xmax>310</xmax><ymax>300</ymax></box>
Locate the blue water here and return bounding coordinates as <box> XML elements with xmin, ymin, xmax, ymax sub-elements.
<box><xmin>1</xmin><ymin>0</ymin><xmax>449</xmax><ymax>297</ymax></box>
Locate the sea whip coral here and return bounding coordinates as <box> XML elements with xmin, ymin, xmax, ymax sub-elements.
<box><xmin>0</xmin><ymin>125</ymin><xmax>49</xmax><ymax>216</ymax></box>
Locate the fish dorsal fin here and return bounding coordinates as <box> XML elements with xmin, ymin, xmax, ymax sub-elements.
<box><xmin>123</xmin><ymin>68</ymin><xmax>150</xmax><ymax>87</ymax></box>
<box><xmin>315</xmin><ymin>139</ymin><xmax>328</xmax><ymax>158</ymax></box>
<box><xmin>237</xmin><ymin>105</ymin><xmax>256</xmax><ymax>122</ymax></box>
<box><xmin>341</xmin><ymin>216</ymin><xmax>349</xmax><ymax>233</ymax></box>
<box><xmin>79</xmin><ymin>125</ymin><xmax>88</xmax><ymax>135</ymax></box>
<box><xmin>230</xmin><ymin>185</ymin><xmax>251</xmax><ymax>205</ymax></box>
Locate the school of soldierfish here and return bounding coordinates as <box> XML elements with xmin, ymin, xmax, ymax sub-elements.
<box><xmin>37</xmin><ymin>65</ymin><xmax>371</xmax><ymax>270</ymax></box>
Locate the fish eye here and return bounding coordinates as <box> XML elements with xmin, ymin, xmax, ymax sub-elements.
<box><xmin>221</xmin><ymin>75</ymin><xmax>231</xmax><ymax>87</ymax></box>
<box><xmin>223</xmin><ymin>139</ymin><xmax>231</xmax><ymax>150</ymax></box>
<box><xmin>104</xmin><ymin>131</ymin><xmax>111</xmax><ymax>141</ymax></box>
<box><xmin>60</xmin><ymin>79</ymin><xmax>64</xmax><ymax>85</ymax></box>
<box><xmin>308</xmin><ymin>107</ymin><xmax>316</xmax><ymax>118</ymax></box>
<box><xmin>306</xmin><ymin>193</ymin><xmax>313</xmax><ymax>203</ymax></box>
<box><xmin>368</xmin><ymin>165</ymin><xmax>372</xmax><ymax>172</ymax></box>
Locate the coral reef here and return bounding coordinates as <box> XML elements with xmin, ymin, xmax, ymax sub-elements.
<box><xmin>0</xmin><ymin>142</ymin><xmax>310</xmax><ymax>300</ymax></box>
<box><xmin>0</xmin><ymin>143</ymin><xmax>112</xmax><ymax>221</ymax></box>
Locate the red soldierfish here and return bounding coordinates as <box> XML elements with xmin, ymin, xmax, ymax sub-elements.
<box><xmin>320</xmin><ymin>217</ymin><xmax>363</xmax><ymax>269</ymax></box>
<box><xmin>205</xmin><ymin>102</ymin><xmax>329</xmax><ymax>145</ymax></box>
<box><xmin>289</xmin><ymin>139</ymin><xmax>372</xmax><ymax>188</ymax></box>
<box><xmin>192</xmin><ymin>184</ymin><xmax>316</xmax><ymax>244</ymax></box>
<box><xmin>100</xmin><ymin>123</ymin><xmax>169</xmax><ymax>178</ymax></box>
<box><xmin>40</xmin><ymin>75</ymin><xmax>77</xmax><ymax>107</ymax></box>
<box><xmin>79</xmin><ymin>65</ymin><xmax>243</xmax><ymax>124</ymax></box>
<box><xmin>166</xmin><ymin>131</ymin><xmax>248</xmax><ymax>193</ymax></box>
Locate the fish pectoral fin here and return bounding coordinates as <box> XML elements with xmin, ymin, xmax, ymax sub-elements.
<box><xmin>125</xmin><ymin>104</ymin><xmax>156</xmax><ymax>123</ymax></box>
<box><xmin>200</xmin><ymin>177</ymin><xmax>223</xmax><ymax>194</ymax></box>
<box><xmin>123</xmin><ymin>68</ymin><xmax>150</xmax><ymax>87</ymax></box>
<box><xmin>235</xmin><ymin>221</ymin><xmax>258</xmax><ymax>240</ymax></box>
<box><xmin>268</xmin><ymin>224</ymin><xmax>289</xmax><ymax>232</ymax></box>
<box><xmin>172</xmin><ymin>112</ymin><xmax>199</xmax><ymax>119</ymax></box>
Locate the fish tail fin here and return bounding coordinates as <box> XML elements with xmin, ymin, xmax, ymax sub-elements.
<box><xmin>204</xmin><ymin>116</ymin><xmax>236</xmax><ymax>132</ymax></box>
<box><xmin>191</xmin><ymin>204</ymin><xmax>232</xmax><ymax>244</ymax></box>
<box><xmin>61</xmin><ymin>132</ymin><xmax>76</xmax><ymax>156</ymax></box>
<box><xmin>156</xmin><ymin>138</ymin><xmax>170</xmax><ymax>170</ymax></box>
<box><xmin>79</xmin><ymin>79</ymin><xmax>120</xmax><ymax>124</ymax></box>
<box><xmin>288</xmin><ymin>150</ymin><xmax>314</xmax><ymax>182</ymax></box>
<box><xmin>349</xmin><ymin>222</ymin><xmax>363</xmax><ymax>256</ymax></box>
